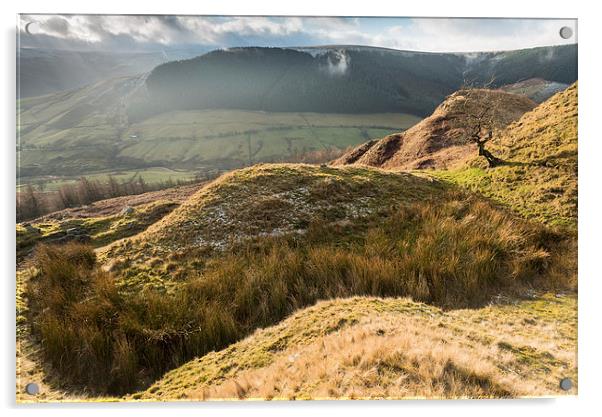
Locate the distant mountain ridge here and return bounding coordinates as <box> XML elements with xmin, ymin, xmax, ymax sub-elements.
<box><xmin>17</xmin><ymin>47</ymin><xmax>212</xmax><ymax>98</ymax></box>
<box><xmin>138</xmin><ymin>44</ymin><xmax>576</xmax><ymax>118</ymax></box>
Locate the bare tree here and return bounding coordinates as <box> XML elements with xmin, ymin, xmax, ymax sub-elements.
<box><xmin>459</xmin><ymin>87</ymin><xmax>505</xmax><ymax>168</ymax></box>
<box><xmin>17</xmin><ymin>184</ymin><xmax>41</xmax><ymax>220</ymax></box>
<box><xmin>466</xmin><ymin>107</ymin><xmax>504</xmax><ymax>167</ymax></box>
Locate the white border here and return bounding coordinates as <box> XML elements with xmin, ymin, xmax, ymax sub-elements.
<box><xmin>3</xmin><ymin>1</ymin><xmax>600</xmax><ymax>416</ymax></box>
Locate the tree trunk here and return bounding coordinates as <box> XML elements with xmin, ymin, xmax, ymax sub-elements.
<box><xmin>478</xmin><ymin>144</ymin><xmax>503</xmax><ymax>167</ymax></box>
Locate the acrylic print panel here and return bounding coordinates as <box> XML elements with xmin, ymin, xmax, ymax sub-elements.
<box><xmin>16</xmin><ymin>15</ymin><xmax>577</xmax><ymax>402</ymax></box>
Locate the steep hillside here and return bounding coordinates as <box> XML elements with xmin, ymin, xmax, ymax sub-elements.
<box><xmin>332</xmin><ymin>89</ymin><xmax>535</xmax><ymax>169</ymax></box>
<box><xmin>134</xmin><ymin>294</ymin><xmax>577</xmax><ymax>401</ymax></box>
<box><xmin>434</xmin><ymin>83</ymin><xmax>577</xmax><ymax>228</ymax></box>
<box><xmin>464</xmin><ymin>44</ymin><xmax>577</xmax><ymax>87</ymax></box>
<box><xmin>141</xmin><ymin>44</ymin><xmax>576</xmax><ymax>118</ymax></box>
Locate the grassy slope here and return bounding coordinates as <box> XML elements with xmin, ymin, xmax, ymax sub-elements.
<box><xmin>17</xmin><ymin>86</ymin><xmax>578</xmax><ymax>402</ymax></box>
<box><xmin>16</xmin><ymin>200</ymin><xmax>177</xmax><ymax>262</ymax></box>
<box><xmin>102</xmin><ymin>164</ymin><xmax>446</xmax><ymax>290</ymax></box>
<box><xmin>431</xmin><ymin>83</ymin><xmax>577</xmax><ymax>229</ymax></box>
<box><xmin>135</xmin><ymin>294</ymin><xmax>576</xmax><ymax>401</ymax></box>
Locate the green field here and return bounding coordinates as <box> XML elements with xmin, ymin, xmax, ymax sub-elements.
<box><xmin>17</xmin><ymin>167</ymin><xmax>197</xmax><ymax>192</ymax></box>
<box><xmin>120</xmin><ymin>110</ymin><xmax>419</xmax><ymax>164</ymax></box>
<box><xmin>17</xmin><ymin>76</ymin><xmax>421</xmax><ymax>187</ymax></box>
<box><xmin>18</xmin><ymin>84</ymin><xmax>421</xmax><ymax>183</ymax></box>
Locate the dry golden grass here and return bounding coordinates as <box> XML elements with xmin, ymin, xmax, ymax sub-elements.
<box><xmin>333</xmin><ymin>88</ymin><xmax>535</xmax><ymax>170</ymax></box>
<box><xmin>17</xmin><ymin>84</ymin><xmax>578</xmax><ymax>401</ymax></box>
<box><xmin>432</xmin><ymin>83</ymin><xmax>577</xmax><ymax>229</ymax></box>
<box><xmin>135</xmin><ymin>294</ymin><xmax>576</xmax><ymax>401</ymax></box>
<box><xmin>494</xmin><ymin>82</ymin><xmax>577</xmax><ymax>167</ymax></box>
<box><xmin>201</xmin><ymin>318</ymin><xmax>517</xmax><ymax>400</ymax></box>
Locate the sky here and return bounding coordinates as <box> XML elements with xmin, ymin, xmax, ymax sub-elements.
<box><xmin>18</xmin><ymin>15</ymin><xmax>577</xmax><ymax>53</ymax></box>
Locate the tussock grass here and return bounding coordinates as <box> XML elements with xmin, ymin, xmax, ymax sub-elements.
<box><xmin>102</xmin><ymin>164</ymin><xmax>446</xmax><ymax>288</ymax></box>
<box><xmin>137</xmin><ymin>294</ymin><xmax>577</xmax><ymax>401</ymax></box>
<box><xmin>26</xmin><ymin>186</ymin><xmax>573</xmax><ymax>395</ymax></box>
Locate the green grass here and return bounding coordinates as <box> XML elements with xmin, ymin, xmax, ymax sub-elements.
<box><xmin>430</xmin><ymin>165</ymin><xmax>576</xmax><ymax>229</ymax></box>
<box><xmin>118</xmin><ymin>112</ymin><xmax>417</xmax><ymax>165</ymax></box>
<box><xmin>18</xmin><ymin>99</ymin><xmax>421</xmax><ymax>181</ymax></box>
<box><xmin>16</xmin><ymin>200</ymin><xmax>178</xmax><ymax>261</ymax></box>
<box><xmin>124</xmin><ymin>110</ymin><xmax>419</xmax><ymax>141</ymax></box>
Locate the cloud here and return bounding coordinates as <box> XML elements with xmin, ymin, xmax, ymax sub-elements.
<box><xmin>365</xmin><ymin>18</ymin><xmax>577</xmax><ymax>52</ymax></box>
<box><xmin>17</xmin><ymin>15</ymin><xmax>577</xmax><ymax>53</ymax></box>
<box><xmin>20</xmin><ymin>15</ymin><xmax>299</xmax><ymax>43</ymax></box>
<box><xmin>323</xmin><ymin>50</ymin><xmax>350</xmax><ymax>76</ymax></box>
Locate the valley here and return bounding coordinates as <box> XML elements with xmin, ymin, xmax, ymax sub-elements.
<box><xmin>18</xmin><ymin>90</ymin><xmax>418</xmax><ymax>182</ymax></box>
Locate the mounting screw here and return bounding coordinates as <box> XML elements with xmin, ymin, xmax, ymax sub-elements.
<box><xmin>25</xmin><ymin>383</ymin><xmax>39</xmax><ymax>395</ymax></box>
<box><xmin>559</xmin><ymin>378</ymin><xmax>573</xmax><ymax>391</ymax></box>
<box><xmin>559</xmin><ymin>27</ymin><xmax>573</xmax><ymax>40</ymax></box>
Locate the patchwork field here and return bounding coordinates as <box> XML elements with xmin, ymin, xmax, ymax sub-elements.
<box><xmin>18</xmin><ymin>77</ymin><xmax>420</xmax><ymax>181</ymax></box>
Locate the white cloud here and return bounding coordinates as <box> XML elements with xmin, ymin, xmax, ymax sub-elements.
<box><xmin>362</xmin><ymin>18</ymin><xmax>577</xmax><ymax>52</ymax></box>
<box><xmin>18</xmin><ymin>15</ymin><xmax>577</xmax><ymax>53</ymax></box>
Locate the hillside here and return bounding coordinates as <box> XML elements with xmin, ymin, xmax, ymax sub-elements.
<box><xmin>17</xmin><ymin>47</ymin><xmax>211</xmax><ymax>98</ymax></box>
<box><xmin>18</xmin><ymin>160</ymin><xmax>575</xmax><ymax>397</ymax></box>
<box><xmin>101</xmin><ymin>164</ymin><xmax>445</xmax><ymax>289</ymax></box>
<box><xmin>500</xmin><ymin>78</ymin><xmax>569</xmax><ymax>103</ymax></box>
<box><xmin>141</xmin><ymin>44</ymin><xmax>576</xmax><ymax>118</ymax></box>
<box><xmin>332</xmin><ymin>89</ymin><xmax>535</xmax><ymax>169</ymax></box>
<box><xmin>433</xmin><ymin>83</ymin><xmax>578</xmax><ymax>228</ymax></box>
<box><xmin>17</xmin><ymin>76</ymin><xmax>578</xmax><ymax>401</ymax></box>
<box><xmin>102</xmin><ymin>163</ymin><xmax>569</xmax><ymax>295</ymax></box>
<box><xmin>134</xmin><ymin>294</ymin><xmax>576</xmax><ymax>401</ymax></box>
